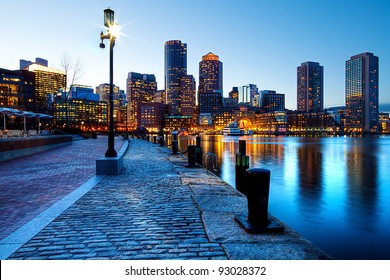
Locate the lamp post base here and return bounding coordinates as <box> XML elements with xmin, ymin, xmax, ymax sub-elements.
<box><xmin>105</xmin><ymin>148</ymin><xmax>117</xmax><ymax>157</ymax></box>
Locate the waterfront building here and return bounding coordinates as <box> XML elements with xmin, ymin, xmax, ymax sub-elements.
<box><xmin>54</xmin><ymin>98</ymin><xmax>107</xmax><ymax>130</ymax></box>
<box><xmin>379</xmin><ymin>113</ymin><xmax>390</xmax><ymax>133</ymax></box>
<box><xmin>297</xmin><ymin>61</ymin><xmax>324</xmax><ymax>112</ymax></box>
<box><xmin>214</xmin><ymin>110</ymin><xmax>235</xmax><ymax>131</ymax></box>
<box><xmin>164</xmin><ymin>115</ymin><xmax>191</xmax><ymax>132</ymax></box>
<box><xmin>138</xmin><ymin>102</ymin><xmax>167</xmax><ymax>132</ymax></box>
<box><xmin>126</xmin><ymin>72</ymin><xmax>157</xmax><ymax>130</ymax></box>
<box><xmin>260</xmin><ymin>90</ymin><xmax>285</xmax><ymax>112</ymax></box>
<box><xmin>96</xmin><ymin>83</ymin><xmax>121</xmax><ymax>123</ymax></box>
<box><xmin>254</xmin><ymin>111</ymin><xmax>288</xmax><ymax>134</ymax></box>
<box><xmin>239</xmin><ymin>84</ymin><xmax>259</xmax><ymax>106</ymax></box>
<box><xmin>165</xmin><ymin>40</ymin><xmax>187</xmax><ymax>115</ymax></box>
<box><xmin>23</xmin><ymin>63</ymin><xmax>66</xmax><ymax>114</ymax></box>
<box><xmin>179</xmin><ymin>75</ymin><xmax>196</xmax><ymax>117</ymax></box>
<box><xmin>345</xmin><ymin>52</ymin><xmax>379</xmax><ymax>133</ymax></box>
<box><xmin>198</xmin><ymin>52</ymin><xmax>223</xmax><ymax>94</ymax></box>
<box><xmin>287</xmin><ymin>111</ymin><xmax>337</xmax><ymax>134</ymax></box>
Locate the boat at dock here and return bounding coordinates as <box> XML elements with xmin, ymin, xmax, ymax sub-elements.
<box><xmin>222</xmin><ymin>122</ymin><xmax>242</xmax><ymax>136</ymax></box>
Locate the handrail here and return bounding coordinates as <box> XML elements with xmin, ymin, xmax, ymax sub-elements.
<box><xmin>202</xmin><ymin>152</ymin><xmax>219</xmax><ymax>175</ymax></box>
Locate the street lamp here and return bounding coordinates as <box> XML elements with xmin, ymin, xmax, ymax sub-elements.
<box><xmin>100</xmin><ymin>8</ymin><xmax>118</xmax><ymax>157</ymax></box>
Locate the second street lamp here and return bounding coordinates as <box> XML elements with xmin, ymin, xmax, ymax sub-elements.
<box><xmin>100</xmin><ymin>8</ymin><xmax>118</xmax><ymax>157</ymax></box>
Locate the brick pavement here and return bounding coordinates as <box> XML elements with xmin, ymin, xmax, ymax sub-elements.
<box><xmin>0</xmin><ymin>136</ymin><xmax>124</xmax><ymax>240</ymax></box>
<box><xmin>6</xmin><ymin>139</ymin><xmax>228</xmax><ymax>260</ymax></box>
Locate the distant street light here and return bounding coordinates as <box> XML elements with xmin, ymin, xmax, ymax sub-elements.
<box><xmin>100</xmin><ymin>8</ymin><xmax>118</xmax><ymax>157</ymax></box>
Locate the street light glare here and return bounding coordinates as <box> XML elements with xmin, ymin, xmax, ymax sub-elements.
<box><xmin>109</xmin><ymin>23</ymin><xmax>121</xmax><ymax>38</ymax></box>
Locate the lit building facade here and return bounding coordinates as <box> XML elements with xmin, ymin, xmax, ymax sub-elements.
<box><xmin>179</xmin><ymin>75</ymin><xmax>196</xmax><ymax>116</ymax></box>
<box><xmin>198</xmin><ymin>52</ymin><xmax>223</xmax><ymax>94</ymax></box>
<box><xmin>126</xmin><ymin>72</ymin><xmax>157</xmax><ymax>129</ymax></box>
<box><xmin>153</xmin><ymin>90</ymin><xmax>166</xmax><ymax>104</ymax></box>
<box><xmin>165</xmin><ymin>40</ymin><xmax>187</xmax><ymax>115</ymax></box>
<box><xmin>54</xmin><ymin>98</ymin><xmax>107</xmax><ymax>130</ymax></box>
<box><xmin>164</xmin><ymin>115</ymin><xmax>191</xmax><ymax>132</ymax></box>
<box><xmin>198</xmin><ymin>92</ymin><xmax>224</xmax><ymax>118</ymax></box>
<box><xmin>287</xmin><ymin>111</ymin><xmax>337</xmax><ymax>134</ymax></box>
<box><xmin>261</xmin><ymin>90</ymin><xmax>285</xmax><ymax>112</ymax></box>
<box><xmin>345</xmin><ymin>52</ymin><xmax>379</xmax><ymax>133</ymax></box>
<box><xmin>25</xmin><ymin>63</ymin><xmax>66</xmax><ymax>114</ymax></box>
<box><xmin>96</xmin><ymin>83</ymin><xmax>121</xmax><ymax>122</ymax></box>
<box><xmin>138</xmin><ymin>102</ymin><xmax>168</xmax><ymax>132</ymax></box>
<box><xmin>297</xmin><ymin>61</ymin><xmax>323</xmax><ymax>112</ymax></box>
<box><xmin>254</xmin><ymin>111</ymin><xmax>288</xmax><ymax>134</ymax></box>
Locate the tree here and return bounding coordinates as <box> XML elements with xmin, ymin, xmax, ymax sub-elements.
<box><xmin>60</xmin><ymin>53</ymin><xmax>83</xmax><ymax>128</ymax></box>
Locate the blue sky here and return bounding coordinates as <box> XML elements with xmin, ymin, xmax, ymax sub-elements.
<box><xmin>1</xmin><ymin>0</ymin><xmax>389</xmax><ymax>111</ymax></box>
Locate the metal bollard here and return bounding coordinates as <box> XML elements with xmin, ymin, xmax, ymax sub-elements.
<box><xmin>153</xmin><ymin>135</ymin><xmax>157</xmax><ymax>144</ymax></box>
<box><xmin>246</xmin><ymin>168</ymin><xmax>270</xmax><ymax>226</ymax></box>
<box><xmin>239</xmin><ymin>139</ymin><xmax>246</xmax><ymax>155</ymax></box>
<box><xmin>195</xmin><ymin>135</ymin><xmax>203</xmax><ymax>166</ymax></box>
<box><xmin>159</xmin><ymin>136</ymin><xmax>164</xmax><ymax>146</ymax></box>
<box><xmin>172</xmin><ymin>140</ymin><xmax>178</xmax><ymax>155</ymax></box>
<box><xmin>235</xmin><ymin>153</ymin><xmax>250</xmax><ymax>196</ymax></box>
<box><xmin>186</xmin><ymin>145</ymin><xmax>197</xmax><ymax>167</ymax></box>
<box><xmin>147</xmin><ymin>135</ymin><xmax>150</xmax><ymax>142</ymax></box>
<box><xmin>235</xmin><ymin>168</ymin><xmax>284</xmax><ymax>234</ymax></box>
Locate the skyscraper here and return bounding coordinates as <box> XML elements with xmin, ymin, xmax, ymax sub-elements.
<box><xmin>239</xmin><ymin>84</ymin><xmax>258</xmax><ymax>106</ymax></box>
<box><xmin>126</xmin><ymin>72</ymin><xmax>157</xmax><ymax>129</ymax></box>
<box><xmin>198</xmin><ymin>52</ymin><xmax>223</xmax><ymax>94</ymax></box>
<box><xmin>345</xmin><ymin>52</ymin><xmax>379</xmax><ymax>133</ymax></box>
<box><xmin>179</xmin><ymin>75</ymin><xmax>196</xmax><ymax>116</ymax></box>
<box><xmin>165</xmin><ymin>40</ymin><xmax>187</xmax><ymax>115</ymax></box>
<box><xmin>297</xmin><ymin>61</ymin><xmax>324</xmax><ymax>112</ymax></box>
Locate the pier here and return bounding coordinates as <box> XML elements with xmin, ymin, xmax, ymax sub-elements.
<box><xmin>0</xmin><ymin>137</ymin><xmax>330</xmax><ymax>260</ymax></box>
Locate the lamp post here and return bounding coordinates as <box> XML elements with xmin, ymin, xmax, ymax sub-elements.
<box><xmin>100</xmin><ymin>8</ymin><xmax>118</xmax><ymax>157</ymax></box>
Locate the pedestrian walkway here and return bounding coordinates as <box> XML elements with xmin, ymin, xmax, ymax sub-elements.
<box><xmin>1</xmin><ymin>139</ymin><xmax>330</xmax><ymax>260</ymax></box>
<box><xmin>0</xmin><ymin>136</ymin><xmax>124</xmax><ymax>240</ymax></box>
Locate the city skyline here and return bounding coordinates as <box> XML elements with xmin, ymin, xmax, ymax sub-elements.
<box><xmin>1</xmin><ymin>0</ymin><xmax>389</xmax><ymax>111</ymax></box>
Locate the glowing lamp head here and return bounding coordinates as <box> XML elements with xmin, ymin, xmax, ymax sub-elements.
<box><xmin>104</xmin><ymin>8</ymin><xmax>115</xmax><ymax>28</ymax></box>
<box><xmin>109</xmin><ymin>23</ymin><xmax>120</xmax><ymax>38</ymax></box>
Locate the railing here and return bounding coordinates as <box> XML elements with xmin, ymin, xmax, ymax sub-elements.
<box><xmin>202</xmin><ymin>152</ymin><xmax>219</xmax><ymax>175</ymax></box>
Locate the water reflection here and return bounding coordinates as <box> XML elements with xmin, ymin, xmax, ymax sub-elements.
<box><xmin>174</xmin><ymin>134</ymin><xmax>390</xmax><ymax>259</ymax></box>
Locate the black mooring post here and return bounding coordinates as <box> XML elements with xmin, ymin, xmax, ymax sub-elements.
<box><xmin>235</xmin><ymin>168</ymin><xmax>284</xmax><ymax>234</ymax></box>
<box><xmin>172</xmin><ymin>140</ymin><xmax>178</xmax><ymax>155</ymax></box>
<box><xmin>235</xmin><ymin>140</ymin><xmax>249</xmax><ymax>196</ymax></box>
<box><xmin>186</xmin><ymin>145</ymin><xmax>196</xmax><ymax>167</ymax></box>
<box><xmin>195</xmin><ymin>135</ymin><xmax>203</xmax><ymax>166</ymax></box>
<box><xmin>159</xmin><ymin>136</ymin><xmax>164</xmax><ymax>146</ymax></box>
<box><xmin>153</xmin><ymin>135</ymin><xmax>157</xmax><ymax>143</ymax></box>
<box><xmin>239</xmin><ymin>139</ymin><xmax>246</xmax><ymax>155</ymax></box>
<box><xmin>235</xmin><ymin>153</ymin><xmax>250</xmax><ymax>196</ymax></box>
<box><xmin>246</xmin><ymin>168</ymin><xmax>270</xmax><ymax>226</ymax></box>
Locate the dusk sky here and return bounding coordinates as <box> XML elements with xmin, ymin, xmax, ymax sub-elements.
<box><xmin>1</xmin><ymin>0</ymin><xmax>389</xmax><ymax>111</ymax></box>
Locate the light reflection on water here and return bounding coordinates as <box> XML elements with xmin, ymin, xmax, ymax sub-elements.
<box><xmin>177</xmin><ymin>135</ymin><xmax>390</xmax><ymax>259</ymax></box>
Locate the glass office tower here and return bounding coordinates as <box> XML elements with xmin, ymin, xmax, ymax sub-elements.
<box><xmin>164</xmin><ymin>40</ymin><xmax>187</xmax><ymax>115</ymax></box>
<box><xmin>345</xmin><ymin>52</ymin><xmax>379</xmax><ymax>133</ymax></box>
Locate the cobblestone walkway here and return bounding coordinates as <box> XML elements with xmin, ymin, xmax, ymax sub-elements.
<box><xmin>0</xmin><ymin>136</ymin><xmax>124</xmax><ymax>240</ymax></box>
<box><xmin>7</xmin><ymin>140</ymin><xmax>227</xmax><ymax>260</ymax></box>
